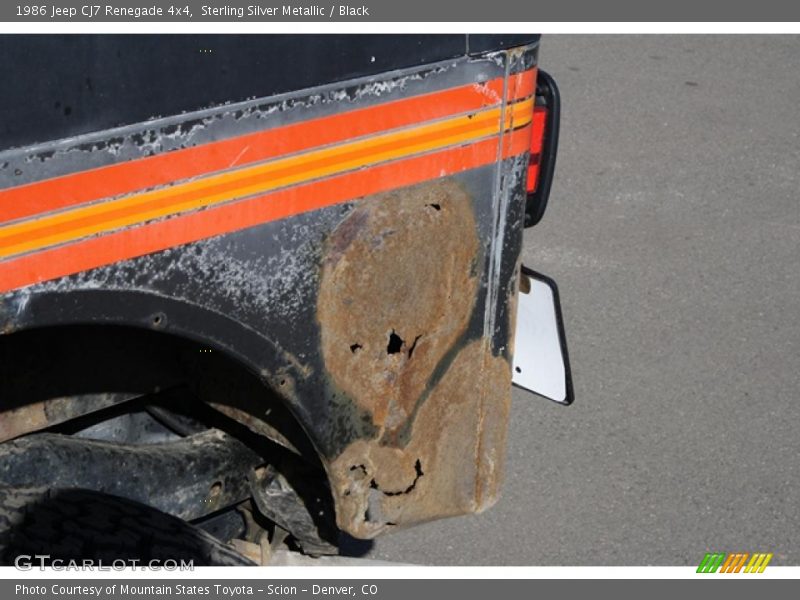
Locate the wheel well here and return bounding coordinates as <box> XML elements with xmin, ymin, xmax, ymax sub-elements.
<box><xmin>0</xmin><ymin>323</ymin><xmax>318</xmax><ymax>462</ymax></box>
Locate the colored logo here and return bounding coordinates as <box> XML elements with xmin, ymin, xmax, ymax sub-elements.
<box><xmin>697</xmin><ymin>552</ymin><xmax>773</xmax><ymax>573</ymax></box>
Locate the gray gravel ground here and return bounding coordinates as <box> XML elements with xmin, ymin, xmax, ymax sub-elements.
<box><xmin>362</xmin><ymin>35</ymin><xmax>800</xmax><ymax>565</ymax></box>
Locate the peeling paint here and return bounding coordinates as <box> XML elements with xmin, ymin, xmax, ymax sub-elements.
<box><xmin>1</xmin><ymin>57</ymin><xmax>488</xmax><ymax>190</ymax></box>
<box><xmin>0</xmin><ymin>290</ymin><xmax>31</xmax><ymax>334</ymax></box>
<box><xmin>35</xmin><ymin>225</ymin><xmax>322</xmax><ymax>331</ymax></box>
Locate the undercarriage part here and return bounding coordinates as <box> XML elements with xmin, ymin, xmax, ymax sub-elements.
<box><xmin>0</xmin><ymin>392</ymin><xmax>138</xmax><ymax>443</ymax></box>
<box><xmin>56</xmin><ymin>388</ymin><xmax>208</xmax><ymax>444</ymax></box>
<box><xmin>192</xmin><ymin>505</ymin><xmax>247</xmax><ymax>543</ymax></box>
<box><xmin>144</xmin><ymin>403</ymin><xmax>210</xmax><ymax>437</ymax></box>
<box><xmin>0</xmin><ymin>486</ymin><xmax>255</xmax><ymax>566</ymax></box>
<box><xmin>0</xmin><ymin>325</ymin><xmax>343</xmax><ymax>554</ymax></box>
<box><xmin>236</xmin><ymin>501</ymin><xmax>289</xmax><ymax>562</ymax></box>
<box><xmin>0</xmin><ymin>324</ymin><xmax>319</xmax><ymax>463</ymax></box>
<box><xmin>0</xmin><ymin>326</ymin><xmax>187</xmax><ymax>427</ymax></box>
<box><xmin>230</xmin><ymin>539</ymin><xmax>267</xmax><ymax>565</ymax></box>
<box><xmin>72</xmin><ymin>409</ymin><xmax>186</xmax><ymax>444</ymax></box>
<box><xmin>249</xmin><ymin>464</ymin><xmax>338</xmax><ymax>556</ymax></box>
<box><xmin>0</xmin><ymin>429</ymin><xmax>265</xmax><ymax>521</ymax></box>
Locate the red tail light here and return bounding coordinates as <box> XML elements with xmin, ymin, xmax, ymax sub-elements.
<box><xmin>524</xmin><ymin>70</ymin><xmax>560</xmax><ymax>228</ymax></box>
<box><xmin>526</xmin><ymin>105</ymin><xmax>548</xmax><ymax>194</ymax></box>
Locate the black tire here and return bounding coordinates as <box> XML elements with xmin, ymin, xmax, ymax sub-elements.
<box><xmin>0</xmin><ymin>487</ymin><xmax>256</xmax><ymax>566</ymax></box>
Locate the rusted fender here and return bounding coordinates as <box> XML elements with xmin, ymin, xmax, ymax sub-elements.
<box><xmin>317</xmin><ymin>180</ymin><xmax>517</xmax><ymax>538</ymax></box>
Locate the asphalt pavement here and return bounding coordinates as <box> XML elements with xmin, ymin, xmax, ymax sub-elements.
<box><xmin>362</xmin><ymin>35</ymin><xmax>800</xmax><ymax>565</ymax></box>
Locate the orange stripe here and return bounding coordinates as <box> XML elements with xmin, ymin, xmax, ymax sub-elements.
<box><xmin>719</xmin><ymin>554</ymin><xmax>736</xmax><ymax>573</ymax></box>
<box><xmin>734</xmin><ymin>553</ymin><xmax>749</xmax><ymax>573</ymax></box>
<box><xmin>0</xmin><ymin>72</ymin><xmax>533</xmax><ymax>224</ymax></box>
<box><xmin>0</xmin><ymin>99</ymin><xmax>531</xmax><ymax>260</ymax></box>
<box><xmin>0</xmin><ymin>107</ymin><xmax>509</xmax><ymax>250</ymax></box>
<box><xmin>0</xmin><ymin>125</ymin><xmax>531</xmax><ymax>293</ymax></box>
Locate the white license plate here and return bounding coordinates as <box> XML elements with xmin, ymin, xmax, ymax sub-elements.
<box><xmin>512</xmin><ymin>266</ymin><xmax>573</xmax><ymax>405</ymax></box>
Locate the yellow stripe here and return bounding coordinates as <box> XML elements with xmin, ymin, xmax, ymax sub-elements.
<box><xmin>0</xmin><ymin>99</ymin><xmax>532</xmax><ymax>259</ymax></box>
<box><xmin>746</xmin><ymin>554</ymin><xmax>764</xmax><ymax>573</ymax></box>
<box><xmin>758</xmin><ymin>553</ymin><xmax>773</xmax><ymax>573</ymax></box>
<box><xmin>0</xmin><ymin>100</ymin><xmax>530</xmax><ymax>238</ymax></box>
<box><xmin>744</xmin><ymin>554</ymin><xmax>758</xmax><ymax>573</ymax></box>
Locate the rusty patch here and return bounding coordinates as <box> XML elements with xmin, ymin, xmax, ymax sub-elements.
<box><xmin>0</xmin><ymin>393</ymin><xmax>136</xmax><ymax>444</ymax></box>
<box><xmin>317</xmin><ymin>179</ymin><xmax>480</xmax><ymax>436</ymax></box>
<box><xmin>0</xmin><ymin>401</ymin><xmax>48</xmax><ymax>444</ymax></box>
<box><xmin>317</xmin><ymin>178</ymin><xmax>513</xmax><ymax>537</ymax></box>
<box><xmin>328</xmin><ymin>340</ymin><xmax>511</xmax><ymax>538</ymax></box>
<box><xmin>205</xmin><ymin>402</ymin><xmax>299</xmax><ymax>455</ymax></box>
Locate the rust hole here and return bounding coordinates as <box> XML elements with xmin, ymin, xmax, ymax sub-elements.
<box><xmin>349</xmin><ymin>465</ymin><xmax>368</xmax><ymax>477</ymax></box>
<box><xmin>386</xmin><ymin>331</ymin><xmax>403</xmax><ymax>354</ymax></box>
<box><xmin>209</xmin><ymin>481</ymin><xmax>223</xmax><ymax>498</ymax></box>
<box><xmin>425</xmin><ymin>203</ymin><xmax>441</xmax><ymax>211</ymax></box>
<box><xmin>349</xmin><ymin>343</ymin><xmax>363</xmax><ymax>354</ymax></box>
<box><xmin>369</xmin><ymin>459</ymin><xmax>424</xmax><ymax>497</ymax></box>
